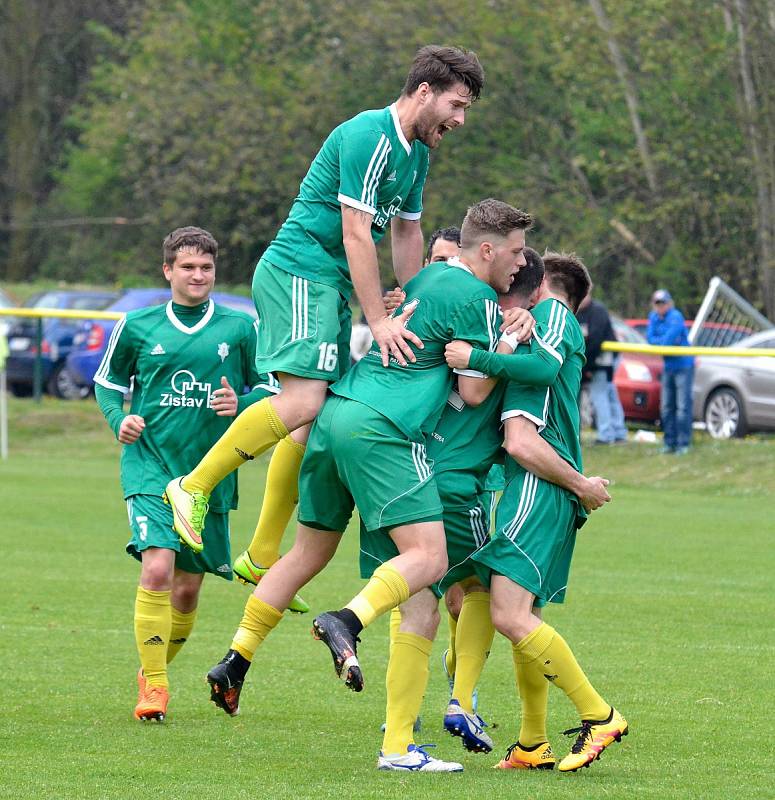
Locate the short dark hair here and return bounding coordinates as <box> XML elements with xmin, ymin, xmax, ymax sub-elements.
<box><xmin>402</xmin><ymin>45</ymin><xmax>484</xmax><ymax>102</ymax></box>
<box><xmin>542</xmin><ymin>250</ymin><xmax>591</xmax><ymax>312</ymax></box>
<box><xmin>506</xmin><ymin>246</ymin><xmax>544</xmax><ymax>299</ymax></box>
<box><xmin>426</xmin><ymin>226</ymin><xmax>461</xmax><ymax>263</ymax></box>
<box><xmin>163</xmin><ymin>226</ymin><xmax>218</xmax><ymax>266</ymax></box>
<box><xmin>460</xmin><ymin>199</ymin><xmax>532</xmax><ymax>249</ymax></box>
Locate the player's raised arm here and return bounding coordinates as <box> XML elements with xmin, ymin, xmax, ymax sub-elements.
<box><xmin>343</xmin><ymin>204</ymin><xmax>423</xmax><ymax>367</ymax></box>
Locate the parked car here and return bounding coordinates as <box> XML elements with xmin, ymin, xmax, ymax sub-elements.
<box><xmin>0</xmin><ymin>287</ymin><xmax>17</xmax><ymax>338</ymax></box>
<box><xmin>66</xmin><ymin>288</ymin><xmax>257</xmax><ymax>393</ymax></box>
<box><xmin>610</xmin><ymin>315</ymin><xmax>663</xmax><ymax>423</ymax></box>
<box><xmin>5</xmin><ymin>290</ymin><xmax>120</xmax><ymax>398</ymax></box>
<box><xmin>692</xmin><ymin>328</ymin><xmax>775</xmax><ymax>438</ymax></box>
<box><xmin>626</xmin><ymin>318</ymin><xmax>753</xmax><ymax>347</ymax></box>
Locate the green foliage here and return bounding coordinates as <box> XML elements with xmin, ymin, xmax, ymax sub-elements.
<box><xmin>5</xmin><ymin>0</ymin><xmax>774</xmax><ymax>317</ymax></box>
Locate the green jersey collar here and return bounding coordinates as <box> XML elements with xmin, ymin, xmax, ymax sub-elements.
<box><xmin>389</xmin><ymin>103</ymin><xmax>412</xmax><ymax>156</ymax></box>
<box><xmin>165</xmin><ymin>299</ymin><xmax>214</xmax><ymax>334</ymax></box>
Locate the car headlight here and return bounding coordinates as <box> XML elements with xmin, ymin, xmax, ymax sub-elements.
<box><xmin>622</xmin><ymin>360</ymin><xmax>652</xmax><ymax>382</ymax></box>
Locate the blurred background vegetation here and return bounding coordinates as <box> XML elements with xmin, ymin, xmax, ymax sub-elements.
<box><xmin>2</xmin><ymin>0</ymin><xmax>775</xmax><ymax>317</ymax></box>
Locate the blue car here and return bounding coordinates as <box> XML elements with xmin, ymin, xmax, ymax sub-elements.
<box><xmin>66</xmin><ymin>288</ymin><xmax>257</xmax><ymax>393</ymax></box>
<box><xmin>5</xmin><ymin>289</ymin><xmax>120</xmax><ymax>398</ymax></box>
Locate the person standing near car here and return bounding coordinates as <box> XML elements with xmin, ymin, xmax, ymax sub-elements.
<box><xmin>647</xmin><ymin>289</ymin><xmax>694</xmax><ymax>454</ymax></box>
<box><xmin>576</xmin><ymin>290</ymin><xmax>627</xmax><ymax>444</ymax></box>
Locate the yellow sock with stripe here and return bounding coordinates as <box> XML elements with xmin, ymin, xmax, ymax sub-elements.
<box><xmin>388</xmin><ymin>607</ymin><xmax>402</xmax><ymax>657</ymax></box>
<box><xmin>167</xmin><ymin>606</ymin><xmax>197</xmax><ymax>664</ymax></box>
<box><xmin>134</xmin><ymin>587</ymin><xmax>171</xmax><ymax>688</ymax></box>
<box><xmin>512</xmin><ymin>642</ymin><xmax>550</xmax><ymax>746</ymax></box>
<box><xmin>382</xmin><ymin>632</ymin><xmax>433</xmax><ymax>755</ymax></box>
<box><xmin>451</xmin><ymin>592</ymin><xmax>494</xmax><ymax>713</ymax></box>
<box><xmin>515</xmin><ymin>623</ymin><xmax>609</xmax><ymax>721</ymax></box>
<box><xmin>445</xmin><ymin>612</ymin><xmax>458</xmax><ymax>677</ymax></box>
<box><xmin>184</xmin><ymin>398</ymin><xmax>289</xmax><ymax>494</ymax></box>
<box><xmin>231</xmin><ymin>594</ymin><xmax>284</xmax><ymax>662</ymax></box>
<box><xmin>247</xmin><ymin>434</ymin><xmax>306</xmax><ymax>566</ymax></box>
<box><xmin>345</xmin><ymin>564</ymin><xmax>410</xmax><ymax>629</ymax></box>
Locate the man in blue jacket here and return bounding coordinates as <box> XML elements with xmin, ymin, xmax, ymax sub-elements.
<box><xmin>647</xmin><ymin>289</ymin><xmax>694</xmax><ymax>453</ymax></box>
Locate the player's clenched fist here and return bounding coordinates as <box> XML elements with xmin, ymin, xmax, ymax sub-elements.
<box><xmin>211</xmin><ymin>376</ymin><xmax>238</xmax><ymax>417</ymax></box>
<box><xmin>118</xmin><ymin>414</ymin><xmax>145</xmax><ymax>444</ymax></box>
<box><xmin>578</xmin><ymin>476</ymin><xmax>611</xmax><ymax>512</ymax></box>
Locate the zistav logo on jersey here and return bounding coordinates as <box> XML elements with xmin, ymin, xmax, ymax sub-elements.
<box><xmin>373</xmin><ymin>194</ymin><xmax>404</xmax><ymax>228</ymax></box>
<box><xmin>160</xmin><ymin>369</ymin><xmax>213</xmax><ymax>409</ymax></box>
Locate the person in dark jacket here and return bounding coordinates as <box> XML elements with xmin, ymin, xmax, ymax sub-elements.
<box><xmin>647</xmin><ymin>289</ymin><xmax>694</xmax><ymax>454</ymax></box>
<box><xmin>576</xmin><ymin>291</ymin><xmax>627</xmax><ymax>444</ymax></box>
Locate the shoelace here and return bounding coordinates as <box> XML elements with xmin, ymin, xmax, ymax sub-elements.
<box><xmin>563</xmin><ymin>721</ymin><xmax>593</xmax><ymax>754</ymax></box>
<box><xmin>190</xmin><ymin>493</ymin><xmax>210</xmax><ymax>530</ymax></box>
<box><xmin>502</xmin><ymin>742</ymin><xmax>520</xmax><ymax>761</ymax></box>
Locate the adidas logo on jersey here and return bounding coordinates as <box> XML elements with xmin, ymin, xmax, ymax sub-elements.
<box><xmin>386</xmin><ymin>170</ymin><xmax>397</xmax><ymax>181</ymax></box>
<box><xmin>151</xmin><ymin>344</ymin><xmax>166</xmax><ymax>355</ymax></box>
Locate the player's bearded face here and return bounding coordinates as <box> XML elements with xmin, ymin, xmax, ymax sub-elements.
<box><xmin>415</xmin><ymin>85</ymin><xmax>470</xmax><ymax>148</ymax></box>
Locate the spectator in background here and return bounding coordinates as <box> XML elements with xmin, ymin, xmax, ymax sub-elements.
<box><xmin>647</xmin><ymin>289</ymin><xmax>694</xmax><ymax>454</ymax></box>
<box><xmin>576</xmin><ymin>290</ymin><xmax>627</xmax><ymax>445</ymax></box>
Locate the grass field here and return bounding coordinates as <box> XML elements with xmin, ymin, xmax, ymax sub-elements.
<box><xmin>1</xmin><ymin>398</ymin><xmax>772</xmax><ymax>799</ymax></box>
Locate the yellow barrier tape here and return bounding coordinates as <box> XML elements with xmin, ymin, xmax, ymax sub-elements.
<box><xmin>0</xmin><ymin>307</ymin><xmax>123</xmax><ymax>321</ymax></box>
<box><xmin>0</xmin><ymin>308</ymin><xmax>773</xmax><ymax>356</ymax></box>
<box><xmin>602</xmin><ymin>340</ymin><xmax>775</xmax><ymax>357</ymax></box>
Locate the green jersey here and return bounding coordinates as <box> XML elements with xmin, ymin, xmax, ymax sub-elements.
<box><xmin>263</xmin><ymin>104</ymin><xmax>430</xmax><ymax>296</ymax></box>
<box><xmin>501</xmin><ymin>297</ymin><xmax>586</xmax><ymax>474</ymax></box>
<box><xmin>331</xmin><ymin>258</ymin><xmax>500</xmax><ymax>441</ymax></box>
<box><xmin>427</xmin><ymin>381</ymin><xmax>506</xmax><ymax>509</ymax></box>
<box><xmin>94</xmin><ymin>300</ymin><xmax>269</xmax><ymax>512</ymax></box>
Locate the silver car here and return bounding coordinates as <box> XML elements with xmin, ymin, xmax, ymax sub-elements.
<box><xmin>692</xmin><ymin>329</ymin><xmax>775</xmax><ymax>438</ymax></box>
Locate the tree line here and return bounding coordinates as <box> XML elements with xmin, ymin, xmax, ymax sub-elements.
<box><xmin>2</xmin><ymin>0</ymin><xmax>775</xmax><ymax>318</ymax></box>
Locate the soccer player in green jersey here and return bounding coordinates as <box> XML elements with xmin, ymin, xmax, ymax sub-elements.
<box><xmin>446</xmin><ymin>252</ymin><xmax>628</xmax><ymax>772</ymax></box>
<box><xmin>204</xmin><ymin>200</ymin><xmax>533</xmax><ymax>772</ymax></box>
<box><xmin>165</xmin><ymin>46</ymin><xmax>486</xmax><ymax>579</ymax></box>
<box><xmin>95</xmin><ymin>227</ymin><xmax>276</xmax><ymax>723</ymax></box>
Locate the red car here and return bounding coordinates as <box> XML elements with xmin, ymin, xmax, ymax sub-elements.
<box><xmin>610</xmin><ymin>316</ymin><xmax>663</xmax><ymax>423</ymax></box>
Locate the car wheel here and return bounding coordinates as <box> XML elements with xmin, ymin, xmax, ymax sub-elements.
<box><xmin>704</xmin><ymin>387</ymin><xmax>747</xmax><ymax>439</ymax></box>
<box><xmin>47</xmin><ymin>364</ymin><xmax>90</xmax><ymax>400</ymax></box>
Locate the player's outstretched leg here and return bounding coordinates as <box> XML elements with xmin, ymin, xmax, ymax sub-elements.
<box><xmin>163</xmin><ymin>478</ymin><xmax>209</xmax><ymax>553</ymax></box>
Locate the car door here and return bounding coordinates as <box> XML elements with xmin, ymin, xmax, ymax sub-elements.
<box><xmin>742</xmin><ymin>335</ymin><xmax>775</xmax><ymax>426</ymax></box>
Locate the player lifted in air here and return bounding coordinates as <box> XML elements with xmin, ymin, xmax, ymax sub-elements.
<box><xmin>94</xmin><ymin>227</ymin><xmax>278</xmax><ymax>722</ymax></box>
<box><xmin>164</xmin><ymin>47</ymin><xmax>486</xmax><ymax>588</ymax></box>
<box><xmin>204</xmin><ymin>200</ymin><xmax>534</xmax><ymax>772</ymax></box>
<box><xmin>446</xmin><ymin>252</ymin><xmax>628</xmax><ymax>772</ymax></box>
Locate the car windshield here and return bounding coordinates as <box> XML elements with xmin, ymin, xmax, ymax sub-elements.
<box><xmin>611</xmin><ymin>316</ymin><xmax>647</xmax><ymax>344</ymax></box>
<box><xmin>111</xmin><ymin>291</ymin><xmax>171</xmax><ymax>312</ymax></box>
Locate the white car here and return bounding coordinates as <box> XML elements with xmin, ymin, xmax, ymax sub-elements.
<box><xmin>692</xmin><ymin>329</ymin><xmax>775</xmax><ymax>438</ymax></box>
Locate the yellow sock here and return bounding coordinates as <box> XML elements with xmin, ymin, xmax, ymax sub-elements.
<box><xmin>167</xmin><ymin>606</ymin><xmax>197</xmax><ymax>664</ymax></box>
<box><xmin>388</xmin><ymin>607</ymin><xmax>402</xmax><ymax>658</ymax></box>
<box><xmin>247</xmin><ymin>435</ymin><xmax>306</xmax><ymax>566</ymax></box>
<box><xmin>512</xmin><ymin>642</ymin><xmax>549</xmax><ymax>746</ymax></box>
<box><xmin>134</xmin><ymin>587</ymin><xmax>171</xmax><ymax>688</ymax></box>
<box><xmin>184</xmin><ymin>398</ymin><xmax>288</xmax><ymax>494</ymax></box>
<box><xmin>345</xmin><ymin>564</ymin><xmax>410</xmax><ymax>629</ymax></box>
<box><xmin>231</xmin><ymin>594</ymin><xmax>283</xmax><ymax>662</ymax></box>
<box><xmin>451</xmin><ymin>592</ymin><xmax>494</xmax><ymax>713</ymax></box>
<box><xmin>515</xmin><ymin>623</ymin><xmax>609</xmax><ymax>721</ymax></box>
<box><xmin>445</xmin><ymin>612</ymin><xmax>458</xmax><ymax>677</ymax></box>
<box><xmin>382</xmin><ymin>632</ymin><xmax>433</xmax><ymax>755</ymax></box>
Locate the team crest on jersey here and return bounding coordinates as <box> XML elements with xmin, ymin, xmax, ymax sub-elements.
<box><xmin>159</xmin><ymin>369</ymin><xmax>213</xmax><ymax>409</ymax></box>
<box><xmin>217</xmin><ymin>342</ymin><xmax>229</xmax><ymax>362</ymax></box>
<box><xmin>373</xmin><ymin>194</ymin><xmax>404</xmax><ymax>228</ymax></box>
